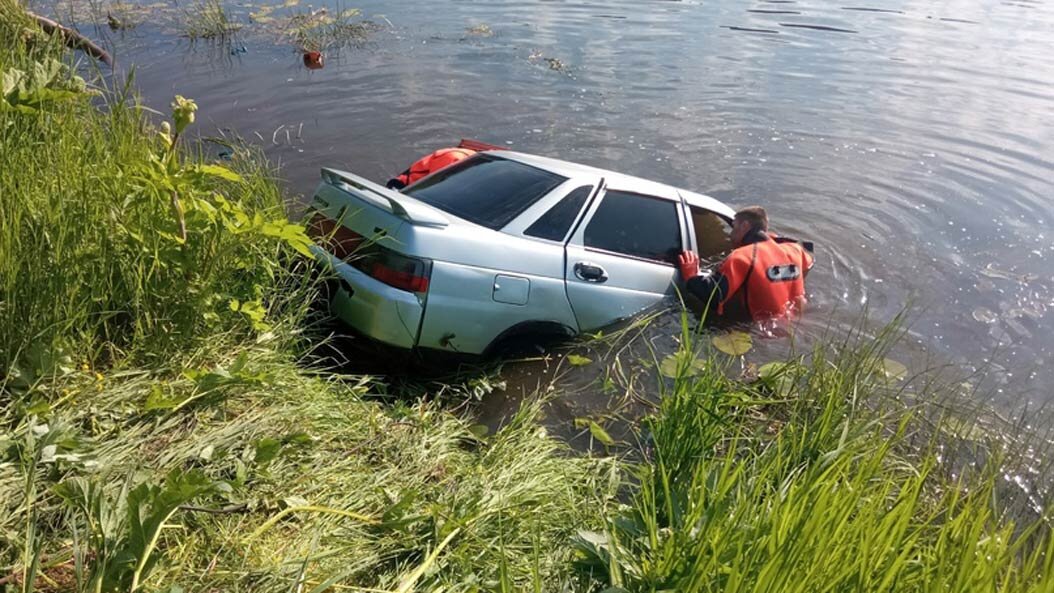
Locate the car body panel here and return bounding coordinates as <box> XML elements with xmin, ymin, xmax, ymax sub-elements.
<box><xmin>311</xmin><ymin>245</ymin><xmax>425</xmax><ymax>348</ymax></box>
<box><xmin>417</xmin><ymin>258</ymin><xmax>577</xmax><ymax>354</ymax></box>
<box><xmin>563</xmin><ymin>182</ymin><xmax>688</xmax><ymax>331</ymax></box>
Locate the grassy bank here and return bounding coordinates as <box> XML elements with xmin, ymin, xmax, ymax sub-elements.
<box><xmin>2</xmin><ymin>2</ymin><xmax>1052</xmax><ymax>591</ymax></box>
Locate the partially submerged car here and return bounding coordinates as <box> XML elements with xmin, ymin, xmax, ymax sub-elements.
<box><xmin>306</xmin><ymin>149</ymin><xmax>736</xmax><ymax>355</ymax></box>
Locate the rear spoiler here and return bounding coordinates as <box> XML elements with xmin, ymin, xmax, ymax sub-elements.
<box><xmin>320</xmin><ymin>168</ymin><xmax>450</xmax><ymax>228</ymax></box>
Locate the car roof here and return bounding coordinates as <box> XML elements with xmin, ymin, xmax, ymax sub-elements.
<box><xmin>491</xmin><ymin>150</ymin><xmax>735</xmax><ymax>219</ymax></box>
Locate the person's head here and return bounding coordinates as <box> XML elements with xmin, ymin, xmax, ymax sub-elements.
<box><xmin>730</xmin><ymin>206</ymin><xmax>768</xmax><ymax>246</ymax></box>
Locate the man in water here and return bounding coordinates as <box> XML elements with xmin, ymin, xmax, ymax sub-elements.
<box><xmin>678</xmin><ymin>206</ymin><xmax>814</xmax><ymax>321</ymax></box>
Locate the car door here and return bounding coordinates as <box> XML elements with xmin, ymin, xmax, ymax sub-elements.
<box><xmin>564</xmin><ymin>185</ymin><xmax>688</xmax><ymax>331</ymax></box>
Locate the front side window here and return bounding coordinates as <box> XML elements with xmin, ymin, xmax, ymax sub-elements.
<box><xmin>583</xmin><ymin>190</ymin><xmax>681</xmax><ymax>263</ymax></box>
<box><xmin>524</xmin><ymin>185</ymin><xmax>593</xmax><ymax>242</ymax></box>
<box><xmin>406</xmin><ymin>154</ymin><xmax>567</xmax><ymax>230</ymax></box>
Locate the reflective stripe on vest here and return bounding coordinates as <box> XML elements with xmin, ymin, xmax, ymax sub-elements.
<box><xmin>718</xmin><ymin>236</ymin><xmax>811</xmax><ymax>320</ymax></box>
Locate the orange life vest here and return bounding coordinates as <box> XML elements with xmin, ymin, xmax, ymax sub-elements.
<box><xmin>394</xmin><ymin>147</ymin><xmax>476</xmax><ymax>187</ymax></box>
<box><xmin>716</xmin><ymin>235</ymin><xmax>814</xmax><ymax>320</ymax></box>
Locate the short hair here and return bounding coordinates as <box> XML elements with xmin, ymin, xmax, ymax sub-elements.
<box><xmin>734</xmin><ymin>206</ymin><xmax>768</xmax><ymax>232</ymax></box>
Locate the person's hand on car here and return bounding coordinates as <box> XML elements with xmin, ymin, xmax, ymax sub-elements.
<box><xmin>678</xmin><ymin>250</ymin><xmax>700</xmax><ymax>280</ymax></box>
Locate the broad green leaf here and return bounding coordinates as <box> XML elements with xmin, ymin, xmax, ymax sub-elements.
<box><xmin>757</xmin><ymin>362</ymin><xmax>788</xmax><ymax>379</ymax></box>
<box><xmin>659</xmin><ymin>353</ymin><xmax>706</xmax><ymax>378</ymax></box>
<box><xmin>194</xmin><ymin>164</ymin><xmax>243</xmax><ymax>183</ymax></box>
<box><xmin>880</xmin><ymin>358</ymin><xmax>908</xmax><ymax>381</ymax></box>
<box><xmin>144</xmin><ymin>383</ymin><xmax>181</xmax><ymax>411</ymax></box>
<box><xmin>25</xmin><ymin>399</ymin><xmax>50</xmax><ymax>416</ymax></box>
<box><xmin>757</xmin><ymin>361</ymin><xmax>797</xmax><ymax>397</ymax></box>
<box><xmin>588</xmin><ymin>421</ymin><xmax>615</xmax><ymax>446</ymax></box>
<box><xmin>254</xmin><ymin>437</ymin><xmax>282</xmax><ymax>464</ymax></box>
<box><xmin>567</xmin><ymin>354</ymin><xmax>592</xmax><ymax>367</ymax></box>
<box><xmin>2</xmin><ymin>68</ymin><xmax>24</xmax><ymax>97</ymax></box>
<box><xmin>467</xmin><ymin>424</ymin><xmax>489</xmax><ymax>438</ymax></box>
<box><xmin>712</xmin><ymin>331</ymin><xmax>753</xmax><ymax>356</ymax></box>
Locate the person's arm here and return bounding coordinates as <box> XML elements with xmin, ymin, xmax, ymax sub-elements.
<box><xmin>678</xmin><ymin>251</ymin><xmax>741</xmax><ymax>316</ymax></box>
<box><xmin>686</xmin><ymin>272</ymin><xmax>729</xmax><ymax>313</ymax></box>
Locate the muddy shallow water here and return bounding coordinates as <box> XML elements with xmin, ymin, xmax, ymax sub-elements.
<box><xmin>43</xmin><ymin>0</ymin><xmax>1054</xmax><ymax>419</ymax></box>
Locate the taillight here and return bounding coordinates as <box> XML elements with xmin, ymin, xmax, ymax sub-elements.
<box><xmin>307</xmin><ymin>212</ymin><xmax>431</xmax><ymax>294</ymax></box>
<box><xmin>307</xmin><ymin>212</ymin><xmax>365</xmax><ymax>260</ymax></box>
<box><xmin>367</xmin><ymin>250</ymin><xmax>431</xmax><ymax>293</ymax></box>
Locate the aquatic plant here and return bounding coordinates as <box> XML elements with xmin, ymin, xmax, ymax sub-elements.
<box><xmin>283</xmin><ymin>6</ymin><xmax>376</xmax><ymax>53</ymax></box>
<box><xmin>181</xmin><ymin>0</ymin><xmax>241</xmax><ymax>40</ymax></box>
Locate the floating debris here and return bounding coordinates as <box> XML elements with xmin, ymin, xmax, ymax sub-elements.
<box><xmin>106</xmin><ymin>11</ymin><xmax>133</xmax><ymax>30</ymax></box>
<box><xmin>722</xmin><ymin>25</ymin><xmax>780</xmax><ymax>34</ymax></box>
<box><xmin>250</xmin><ymin>6</ymin><xmax>277</xmax><ymax>24</ymax></box>
<box><xmin>465</xmin><ymin>23</ymin><xmax>493</xmax><ymax>37</ymax></box>
<box><xmin>566</xmin><ymin>354</ymin><xmax>592</xmax><ymax>367</ymax></box>
<box><xmin>303</xmin><ymin>50</ymin><xmax>324</xmax><ymax>69</ymax></box>
<box><xmin>841</xmin><ymin>7</ymin><xmax>905</xmax><ymax>14</ymax></box>
<box><xmin>972</xmin><ymin>307</ymin><xmax>998</xmax><ymax>324</ymax></box>
<box><xmin>980</xmin><ymin>263</ymin><xmax>1038</xmax><ymax>284</ymax></box>
<box><xmin>779</xmin><ymin>22</ymin><xmax>859</xmax><ymax>33</ymax></box>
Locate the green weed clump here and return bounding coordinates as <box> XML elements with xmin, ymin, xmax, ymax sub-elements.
<box><xmin>284</xmin><ymin>7</ymin><xmax>377</xmax><ymax>53</ymax></box>
<box><xmin>182</xmin><ymin>0</ymin><xmax>241</xmax><ymax>40</ymax></box>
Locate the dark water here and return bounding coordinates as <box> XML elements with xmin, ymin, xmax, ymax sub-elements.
<box><xmin>51</xmin><ymin>0</ymin><xmax>1054</xmax><ymax>416</ymax></box>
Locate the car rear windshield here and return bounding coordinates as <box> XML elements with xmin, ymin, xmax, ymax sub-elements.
<box><xmin>405</xmin><ymin>154</ymin><xmax>568</xmax><ymax>230</ymax></box>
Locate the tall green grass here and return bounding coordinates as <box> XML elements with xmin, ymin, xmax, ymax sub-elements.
<box><xmin>574</xmin><ymin>315</ymin><xmax>1054</xmax><ymax>592</ymax></box>
<box><xmin>1</xmin><ymin>2</ymin><xmax>1051</xmax><ymax>591</ymax></box>
<box><xmin>0</xmin><ymin>0</ymin><xmax>315</xmax><ymax>379</ymax></box>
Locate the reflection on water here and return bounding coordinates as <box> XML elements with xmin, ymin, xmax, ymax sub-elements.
<box><xmin>45</xmin><ymin>0</ymin><xmax>1054</xmax><ymax>411</ymax></box>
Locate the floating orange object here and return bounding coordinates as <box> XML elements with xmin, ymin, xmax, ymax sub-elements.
<box><xmin>303</xmin><ymin>51</ymin><xmax>324</xmax><ymax>69</ymax></box>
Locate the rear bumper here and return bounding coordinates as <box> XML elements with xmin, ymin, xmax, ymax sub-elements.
<box><xmin>310</xmin><ymin>246</ymin><xmax>425</xmax><ymax>349</ymax></box>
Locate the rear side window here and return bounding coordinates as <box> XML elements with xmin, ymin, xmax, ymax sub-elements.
<box><xmin>524</xmin><ymin>185</ymin><xmax>593</xmax><ymax>242</ymax></box>
<box><xmin>584</xmin><ymin>191</ymin><xmax>681</xmax><ymax>263</ymax></box>
<box><xmin>406</xmin><ymin>154</ymin><xmax>567</xmax><ymax>230</ymax></box>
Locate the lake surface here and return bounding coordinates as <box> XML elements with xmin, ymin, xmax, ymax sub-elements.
<box><xmin>46</xmin><ymin>0</ymin><xmax>1054</xmax><ymax>414</ymax></box>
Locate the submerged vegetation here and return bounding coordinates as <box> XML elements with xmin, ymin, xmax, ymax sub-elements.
<box><xmin>181</xmin><ymin>0</ymin><xmax>241</xmax><ymax>40</ymax></box>
<box><xmin>2</xmin><ymin>1</ymin><xmax>1053</xmax><ymax>591</ymax></box>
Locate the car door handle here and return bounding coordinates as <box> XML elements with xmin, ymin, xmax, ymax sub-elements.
<box><xmin>574</xmin><ymin>262</ymin><xmax>608</xmax><ymax>283</ymax></box>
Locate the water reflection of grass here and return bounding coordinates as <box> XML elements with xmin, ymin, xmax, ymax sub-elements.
<box><xmin>2</xmin><ymin>1</ymin><xmax>1052</xmax><ymax>589</ymax></box>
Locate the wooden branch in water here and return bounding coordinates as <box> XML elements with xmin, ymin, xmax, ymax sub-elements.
<box><xmin>28</xmin><ymin>11</ymin><xmax>113</xmax><ymax>66</ymax></box>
